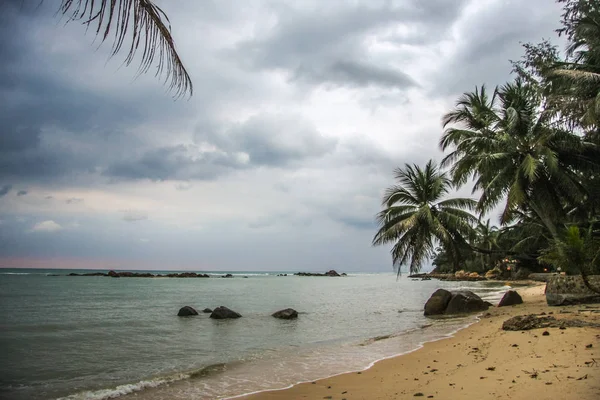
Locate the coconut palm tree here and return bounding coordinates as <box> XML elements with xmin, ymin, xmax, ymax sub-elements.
<box><xmin>550</xmin><ymin>0</ymin><xmax>600</xmax><ymax>130</ymax></box>
<box><xmin>372</xmin><ymin>160</ymin><xmax>478</xmax><ymax>276</ymax></box>
<box><xmin>55</xmin><ymin>0</ymin><xmax>192</xmax><ymax>97</ymax></box>
<box><xmin>440</xmin><ymin>80</ymin><xmax>593</xmax><ymax>236</ymax></box>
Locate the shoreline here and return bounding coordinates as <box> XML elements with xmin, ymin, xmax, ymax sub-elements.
<box><xmin>238</xmin><ymin>284</ymin><xmax>600</xmax><ymax>400</ymax></box>
<box><xmin>226</xmin><ymin>319</ymin><xmax>480</xmax><ymax>400</ymax></box>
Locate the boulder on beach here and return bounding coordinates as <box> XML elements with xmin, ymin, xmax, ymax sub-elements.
<box><xmin>107</xmin><ymin>270</ymin><xmax>120</xmax><ymax>278</ymax></box>
<box><xmin>545</xmin><ymin>275</ymin><xmax>600</xmax><ymax>306</ymax></box>
<box><xmin>210</xmin><ymin>306</ymin><xmax>242</xmax><ymax>319</ymax></box>
<box><xmin>445</xmin><ymin>291</ymin><xmax>489</xmax><ymax>314</ymax></box>
<box><xmin>424</xmin><ymin>289</ymin><xmax>453</xmax><ymax>316</ymax></box>
<box><xmin>272</xmin><ymin>308</ymin><xmax>298</xmax><ymax>319</ymax></box>
<box><xmin>424</xmin><ymin>290</ymin><xmax>489</xmax><ymax>316</ymax></box>
<box><xmin>177</xmin><ymin>306</ymin><xmax>198</xmax><ymax>317</ymax></box>
<box><xmin>202</xmin><ymin>308</ymin><xmax>213</xmax><ymax>313</ymax></box>
<box><xmin>498</xmin><ymin>290</ymin><xmax>523</xmax><ymax>307</ymax></box>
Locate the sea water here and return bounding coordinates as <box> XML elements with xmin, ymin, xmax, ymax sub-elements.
<box><xmin>0</xmin><ymin>269</ymin><xmax>509</xmax><ymax>400</ymax></box>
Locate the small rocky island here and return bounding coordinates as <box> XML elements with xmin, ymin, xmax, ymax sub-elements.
<box><xmin>68</xmin><ymin>270</ymin><xmax>211</xmax><ymax>278</ymax></box>
<box><xmin>294</xmin><ymin>270</ymin><xmax>347</xmax><ymax>277</ymax></box>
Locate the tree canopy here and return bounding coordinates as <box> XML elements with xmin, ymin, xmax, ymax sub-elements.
<box><xmin>374</xmin><ymin>0</ymin><xmax>600</xmax><ymax>283</ymax></box>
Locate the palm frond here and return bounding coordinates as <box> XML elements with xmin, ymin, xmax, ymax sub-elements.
<box><xmin>57</xmin><ymin>0</ymin><xmax>192</xmax><ymax>98</ymax></box>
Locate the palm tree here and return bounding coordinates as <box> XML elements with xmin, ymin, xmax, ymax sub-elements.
<box><xmin>372</xmin><ymin>160</ymin><xmax>478</xmax><ymax>276</ymax></box>
<box><xmin>440</xmin><ymin>80</ymin><xmax>593</xmax><ymax>236</ymax></box>
<box><xmin>55</xmin><ymin>0</ymin><xmax>192</xmax><ymax>97</ymax></box>
<box><xmin>550</xmin><ymin>0</ymin><xmax>600</xmax><ymax>130</ymax></box>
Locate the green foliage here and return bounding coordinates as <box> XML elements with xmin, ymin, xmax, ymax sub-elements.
<box><xmin>539</xmin><ymin>225</ymin><xmax>600</xmax><ymax>275</ymax></box>
<box><xmin>375</xmin><ymin>0</ymin><xmax>600</xmax><ymax>277</ymax></box>
<box><xmin>372</xmin><ymin>161</ymin><xmax>477</xmax><ymax>275</ymax></box>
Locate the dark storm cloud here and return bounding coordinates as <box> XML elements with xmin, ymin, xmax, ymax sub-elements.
<box><xmin>0</xmin><ymin>185</ymin><xmax>12</xmax><ymax>197</ymax></box>
<box><xmin>236</xmin><ymin>0</ymin><xmax>468</xmax><ymax>89</ymax></box>
<box><xmin>0</xmin><ymin>4</ymin><xmax>148</xmax><ymax>185</ymax></box>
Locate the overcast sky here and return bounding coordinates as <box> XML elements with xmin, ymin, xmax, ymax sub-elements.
<box><xmin>0</xmin><ymin>0</ymin><xmax>563</xmax><ymax>271</ymax></box>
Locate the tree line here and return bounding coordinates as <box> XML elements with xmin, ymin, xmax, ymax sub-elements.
<box><xmin>373</xmin><ymin>0</ymin><xmax>600</xmax><ymax>287</ymax></box>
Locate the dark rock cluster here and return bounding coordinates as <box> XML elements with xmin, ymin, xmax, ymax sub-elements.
<box><xmin>424</xmin><ymin>289</ymin><xmax>489</xmax><ymax>316</ymax></box>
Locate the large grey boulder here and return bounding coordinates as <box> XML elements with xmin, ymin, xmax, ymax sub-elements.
<box><xmin>444</xmin><ymin>291</ymin><xmax>489</xmax><ymax>315</ymax></box>
<box><xmin>545</xmin><ymin>275</ymin><xmax>600</xmax><ymax>306</ymax></box>
<box><xmin>272</xmin><ymin>308</ymin><xmax>298</xmax><ymax>319</ymax></box>
<box><xmin>424</xmin><ymin>289</ymin><xmax>453</xmax><ymax>316</ymax></box>
<box><xmin>498</xmin><ymin>290</ymin><xmax>523</xmax><ymax>307</ymax></box>
<box><xmin>210</xmin><ymin>306</ymin><xmax>242</xmax><ymax>319</ymax></box>
<box><xmin>177</xmin><ymin>306</ymin><xmax>198</xmax><ymax>316</ymax></box>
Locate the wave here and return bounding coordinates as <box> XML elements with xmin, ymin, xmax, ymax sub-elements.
<box><xmin>55</xmin><ymin>363</ymin><xmax>233</xmax><ymax>400</ymax></box>
<box><xmin>0</xmin><ymin>272</ymin><xmax>46</xmax><ymax>275</ymax></box>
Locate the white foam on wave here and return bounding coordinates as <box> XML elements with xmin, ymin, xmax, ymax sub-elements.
<box><xmin>0</xmin><ymin>272</ymin><xmax>36</xmax><ymax>275</ymax></box>
<box><xmin>55</xmin><ymin>373</ymin><xmax>189</xmax><ymax>400</ymax></box>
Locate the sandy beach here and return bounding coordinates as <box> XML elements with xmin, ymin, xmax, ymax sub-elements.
<box><xmin>240</xmin><ymin>284</ymin><xmax>600</xmax><ymax>400</ymax></box>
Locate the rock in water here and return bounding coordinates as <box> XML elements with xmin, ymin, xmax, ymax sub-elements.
<box><xmin>498</xmin><ymin>290</ymin><xmax>523</xmax><ymax>307</ymax></box>
<box><xmin>107</xmin><ymin>270</ymin><xmax>120</xmax><ymax>278</ymax></box>
<box><xmin>210</xmin><ymin>306</ymin><xmax>242</xmax><ymax>319</ymax></box>
<box><xmin>424</xmin><ymin>289</ymin><xmax>453</xmax><ymax>316</ymax></box>
<box><xmin>272</xmin><ymin>308</ymin><xmax>298</xmax><ymax>319</ymax></box>
<box><xmin>444</xmin><ymin>291</ymin><xmax>489</xmax><ymax>314</ymax></box>
<box><xmin>325</xmin><ymin>270</ymin><xmax>341</xmax><ymax>277</ymax></box>
<box><xmin>177</xmin><ymin>306</ymin><xmax>198</xmax><ymax>316</ymax></box>
<box><xmin>202</xmin><ymin>308</ymin><xmax>213</xmax><ymax>313</ymax></box>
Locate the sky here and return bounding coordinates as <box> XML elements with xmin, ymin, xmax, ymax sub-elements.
<box><xmin>0</xmin><ymin>0</ymin><xmax>564</xmax><ymax>272</ymax></box>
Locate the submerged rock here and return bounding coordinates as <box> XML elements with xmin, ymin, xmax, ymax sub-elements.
<box><xmin>498</xmin><ymin>290</ymin><xmax>523</xmax><ymax>307</ymax></box>
<box><xmin>424</xmin><ymin>289</ymin><xmax>453</xmax><ymax>316</ymax></box>
<box><xmin>202</xmin><ymin>308</ymin><xmax>213</xmax><ymax>313</ymax></box>
<box><xmin>272</xmin><ymin>308</ymin><xmax>298</xmax><ymax>319</ymax></box>
<box><xmin>210</xmin><ymin>306</ymin><xmax>242</xmax><ymax>319</ymax></box>
<box><xmin>177</xmin><ymin>306</ymin><xmax>198</xmax><ymax>317</ymax></box>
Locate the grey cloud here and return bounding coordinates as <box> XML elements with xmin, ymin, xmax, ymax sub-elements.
<box><xmin>17</xmin><ymin>190</ymin><xmax>28</xmax><ymax>196</ymax></box>
<box><xmin>45</xmin><ymin>196</ymin><xmax>53</xmax><ymax>200</ymax></box>
<box><xmin>217</xmin><ymin>114</ymin><xmax>337</xmax><ymax>166</ymax></box>
<box><xmin>0</xmin><ymin>185</ymin><xmax>12</xmax><ymax>197</ymax></box>
<box><xmin>66</xmin><ymin>198</ymin><xmax>84</xmax><ymax>204</ymax></box>
<box><xmin>433</xmin><ymin>0</ymin><xmax>563</xmax><ymax>95</ymax></box>
<box><xmin>122</xmin><ymin>210</ymin><xmax>149</xmax><ymax>222</ymax></box>
<box><xmin>105</xmin><ymin>113</ymin><xmax>337</xmax><ymax>182</ymax></box>
<box><xmin>294</xmin><ymin>60</ymin><xmax>417</xmax><ymax>89</ymax></box>
<box><xmin>175</xmin><ymin>182</ymin><xmax>193</xmax><ymax>191</ymax></box>
<box><xmin>236</xmin><ymin>0</ymin><xmax>468</xmax><ymax>89</ymax></box>
<box><xmin>104</xmin><ymin>144</ymin><xmax>248</xmax><ymax>181</ymax></box>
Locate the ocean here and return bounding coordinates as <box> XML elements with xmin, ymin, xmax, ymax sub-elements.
<box><xmin>0</xmin><ymin>269</ymin><xmax>510</xmax><ymax>400</ymax></box>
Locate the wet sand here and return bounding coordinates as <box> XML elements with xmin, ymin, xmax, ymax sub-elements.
<box><xmin>240</xmin><ymin>284</ymin><xmax>600</xmax><ymax>400</ymax></box>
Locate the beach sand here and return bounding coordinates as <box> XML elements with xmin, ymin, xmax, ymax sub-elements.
<box><xmin>240</xmin><ymin>284</ymin><xmax>600</xmax><ymax>400</ymax></box>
